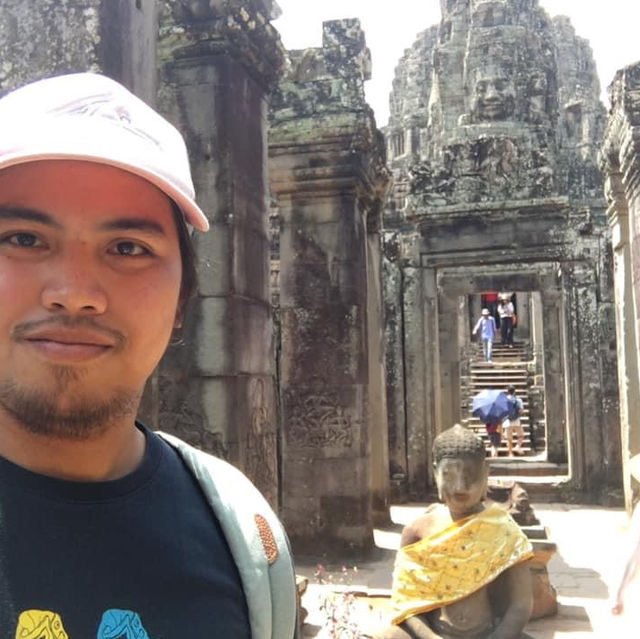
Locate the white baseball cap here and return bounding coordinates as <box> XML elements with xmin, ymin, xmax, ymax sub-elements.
<box><xmin>0</xmin><ymin>72</ymin><xmax>209</xmax><ymax>232</ymax></box>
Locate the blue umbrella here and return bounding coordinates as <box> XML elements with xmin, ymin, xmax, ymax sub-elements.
<box><xmin>471</xmin><ymin>389</ymin><xmax>512</xmax><ymax>424</ymax></box>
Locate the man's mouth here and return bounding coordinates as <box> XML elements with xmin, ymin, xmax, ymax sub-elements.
<box><xmin>16</xmin><ymin>326</ymin><xmax>120</xmax><ymax>363</ymax></box>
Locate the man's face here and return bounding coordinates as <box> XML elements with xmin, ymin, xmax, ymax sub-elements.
<box><xmin>435</xmin><ymin>456</ymin><xmax>487</xmax><ymax>520</ymax></box>
<box><xmin>0</xmin><ymin>160</ymin><xmax>182</xmax><ymax>438</ymax></box>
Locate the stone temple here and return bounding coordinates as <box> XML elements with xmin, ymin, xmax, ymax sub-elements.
<box><xmin>1</xmin><ymin>0</ymin><xmax>640</xmax><ymax>557</ymax></box>
<box><xmin>382</xmin><ymin>0</ymin><xmax>619</xmax><ymax>509</ymax></box>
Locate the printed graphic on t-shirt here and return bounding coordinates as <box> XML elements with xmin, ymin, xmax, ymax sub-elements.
<box><xmin>16</xmin><ymin>610</ymin><xmax>69</xmax><ymax>639</ymax></box>
<box><xmin>97</xmin><ymin>610</ymin><xmax>149</xmax><ymax>639</ymax></box>
<box><xmin>15</xmin><ymin>609</ymin><xmax>150</xmax><ymax>639</ymax></box>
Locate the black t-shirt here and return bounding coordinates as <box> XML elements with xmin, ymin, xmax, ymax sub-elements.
<box><xmin>0</xmin><ymin>424</ymin><xmax>251</xmax><ymax>638</ymax></box>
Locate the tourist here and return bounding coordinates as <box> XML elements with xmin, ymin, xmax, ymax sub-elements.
<box><xmin>472</xmin><ymin>308</ymin><xmax>498</xmax><ymax>363</ymax></box>
<box><xmin>498</xmin><ymin>293</ymin><xmax>515</xmax><ymax>347</ymax></box>
<box><xmin>503</xmin><ymin>385</ymin><xmax>525</xmax><ymax>457</ymax></box>
<box><xmin>0</xmin><ymin>73</ymin><xmax>298</xmax><ymax>637</ymax></box>
<box><xmin>486</xmin><ymin>420</ymin><xmax>503</xmax><ymax>458</ymax></box>
<box><xmin>373</xmin><ymin>424</ymin><xmax>534</xmax><ymax>639</ymax></box>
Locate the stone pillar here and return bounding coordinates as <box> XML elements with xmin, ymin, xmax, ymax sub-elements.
<box><xmin>600</xmin><ymin>64</ymin><xmax>640</xmax><ymax>507</ymax></box>
<box><xmin>609</xmin><ymin>175</ymin><xmax>640</xmax><ymax>508</ymax></box>
<box><xmin>404</xmin><ymin>266</ymin><xmax>440</xmax><ymax>496</ymax></box>
<box><xmin>438</xmin><ymin>292</ymin><xmax>461</xmax><ymax>430</ymax></box>
<box><xmin>561</xmin><ymin>264</ymin><xmax>619</xmax><ymax>494</ymax></box>
<box><xmin>153</xmin><ymin>1</ymin><xmax>285</xmax><ymax>507</ymax></box>
<box><xmin>269</xmin><ymin>20</ymin><xmax>390</xmax><ymax>554</ymax></box>
<box><xmin>515</xmin><ymin>293</ymin><xmax>531</xmax><ymax>342</ymax></box>
<box><xmin>541</xmin><ymin>289</ymin><xmax>567</xmax><ymax>464</ymax></box>
<box><xmin>383</xmin><ymin>234</ymin><xmax>409</xmax><ymax>500</ymax></box>
<box><xmin>367</xmin><ymin>225</ymin><xmax>391</xmax><ymax>524</ymax></box>
<box><xmin>0</xmin><ymin>0</ymin><xmax>156</xmax><ymax>98</ymax></box>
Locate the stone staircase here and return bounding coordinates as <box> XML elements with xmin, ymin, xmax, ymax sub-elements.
<box><xmin>461</xmin><ymin>341</ymin><xmax>569</xmax><ymax>492</ymax></box>
<box><xmin>461</xmin><ymin>341</ymin><xmax>536</xmax><ymax>456</ymax></box>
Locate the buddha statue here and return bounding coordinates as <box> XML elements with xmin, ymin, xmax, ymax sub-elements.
<box><xmin>374</xmin><ymin>424</ymin><xmax>534</xmax><ymax>639</ymax></box>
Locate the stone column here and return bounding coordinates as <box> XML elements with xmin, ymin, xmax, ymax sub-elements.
<box><xmin>383</xmin><ymin>234</ymin><xmax>409</xmax><ymax>500</ymax></box>
<box><xmin>600</xmin><ymin>64</ymin><xmax>640</xmax><ymax>507</ymax></box>
<box><xmin>561</xmin><ymin>264</ymin><xmax>618</xmax><ymax>494</ymax></box>
<box><xmin>269</xmin><ymin>20</ymin><xmax>389</xmax><ymax>554</ymax></box>
<box><xmin>403</xmin><ymin>267</ymin><xmax>438</xmax><ymax>497</ymax></box>
<box><xmin>153</xmin><ymin>1</ymin><xmax>285</xmax><ymax>507</ymax></box>
<box><xmin>438</xmin><ymin>291</ymin><xmax>461</xmax><ymax>430</ymax></box>
<box><xmin>608</xmin><ymin>175</ymin><xmax>640</xmax><ymax>508</ymax></box>
<box><xmin>367</xmin><ymin>222</ymin><xmax>391</xmax><ymax>524</ymax></box>
<box><xmin>0</xmin><ymin>0</ymin><xmax>156</xmax><ymax>98</ymax></box>
<box><xmin>541</xmin><ymin>288</ymin><xmax>567</xmax><ymax>464</ymax></box>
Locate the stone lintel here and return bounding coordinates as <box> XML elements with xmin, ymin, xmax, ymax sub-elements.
<box><xmin>270</xmin><ymin>123</ymin><xmax>389</xmax><ymax>210</ymax></box>
<box><xmin>409</xmin><ymin>196</ymin><xmax>571</xmax><ymax>220</ymax></box>
<box><xmin>158</xmin><ymin>0</ymin><xmax>285</xmax><ymax>90</ymax></box>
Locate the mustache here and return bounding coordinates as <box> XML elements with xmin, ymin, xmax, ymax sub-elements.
<box><xmin>12</xmin><ymin>316</ymin><xmax>126</xmax><ymax>347</ymax></box>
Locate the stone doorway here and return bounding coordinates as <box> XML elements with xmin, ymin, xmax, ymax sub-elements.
<box><xmin>385</xmin><ymin>256</ymin><xmax>618</xmax><ymax>502</ymax></box>
<box><xmin>462</xmin><ymin>291</ymin><xmax>548</xmax><ymax>462</ymax></box>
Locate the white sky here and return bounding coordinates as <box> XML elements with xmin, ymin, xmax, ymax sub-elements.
<box><xmin>274</xmin><ymin>0</ymin><xmax>640</xmax><ymax>127</ymax></box>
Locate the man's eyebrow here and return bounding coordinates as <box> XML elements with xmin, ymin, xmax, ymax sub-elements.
<box><xmin>98</xmin><ymin>217</ymin><xmax>167</xmax><ymax>236</ymax></box>
<box><xmin>0</xmin><ymin>207</ymin><xmax>62</xmax><ymax>228</ymax></box>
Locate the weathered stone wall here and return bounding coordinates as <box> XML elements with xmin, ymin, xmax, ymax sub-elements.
<box><xmin>600</xmin><ymin>62</ymin><xmax>640</xmax><ymax>510</ymax></box>
<box><xmin>553</xmin><ymin>16</ymin><xmax>607</xmax><ymax>204</ymax></box>
<box><xmin>269</xmin><ymin>19</ymin><xmax>390</xmax><ymax>554</ymax></box>
<box><xmin>384</xmin><ymin>0</ymin><xmax>620</xmax><ymax>501</ymax></box>
<box><xmin>147</xmin><ymin>0</ymin><xmax>285</xmax><ymax>507</ymax></box>
<box><xmin>0</xmin><ymin>0</ymin><xmax>157</xmax><ymax>100</ymax></box>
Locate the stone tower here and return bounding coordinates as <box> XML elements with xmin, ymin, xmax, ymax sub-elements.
<box><xmin>384</xmin><ymin>0</ymin><xmax>619</xmax><ymax>501</ymax></box>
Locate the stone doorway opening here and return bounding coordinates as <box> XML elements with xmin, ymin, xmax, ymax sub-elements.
<box><xmin>461</xmin><ymin>291</ymin><xmax>549</xmax><ymax>466</ymax></box>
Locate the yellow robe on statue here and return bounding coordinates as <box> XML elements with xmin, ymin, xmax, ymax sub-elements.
<box><xmin>391</xmin><ymin>503</ymin><xmax>534</xmax><ymax>625</ymax></box>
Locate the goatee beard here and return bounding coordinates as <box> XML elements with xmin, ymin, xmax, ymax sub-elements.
<box><xmin>0</xmin><ymin>371</ymin><xmax>139</xmax><ymax>440</ymax></box>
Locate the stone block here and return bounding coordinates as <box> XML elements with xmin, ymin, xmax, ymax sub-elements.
<box><xmin>195</xmin><ymin>296</ymin><xmax>230</xmax><ymax>375</ymax></box>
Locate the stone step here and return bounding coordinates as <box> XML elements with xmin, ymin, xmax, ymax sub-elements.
<box><xmin>488</xmin><ymin>458</ymin><xmax>567</xmax><ymax>477</ymax></box>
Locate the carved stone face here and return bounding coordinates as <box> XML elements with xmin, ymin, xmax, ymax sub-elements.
<box><xmin>435</xmin><ymin>456</ymin><xmax>487</xmax><ymax>520</ymax></box>
<box><xmin>471</xmin><ymin>72</ymin><xmax>516</xmax><ymax>121</ymax></box>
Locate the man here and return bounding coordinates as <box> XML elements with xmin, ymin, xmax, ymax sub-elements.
<box><xmin>0</xmin><ymin>73</ymin><xmax>297</xmax><ymax>637</ymax></box>
<box><xmin>497</xmin><ymin>294</ymin><xmax>515</xmax><ymax>347</ymax></box>
<box><xmin>472</xmin><ymin>308</ymin><xmax>497</xmax><ymax>363</ymax></box>
<box><xmin>374</xmin><ymin>425</ymin><xmax>534</xmax><ymax>638</ymax></box>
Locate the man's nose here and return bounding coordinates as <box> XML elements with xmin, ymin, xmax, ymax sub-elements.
<box><xmin>41</xmin><ymin>250</ymin><xmax>108</xmax><ymax>315</ymax></box>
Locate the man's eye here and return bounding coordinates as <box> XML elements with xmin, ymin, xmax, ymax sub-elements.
<box><xmin>3</xmin><ymin>232</ymin><xmax>43</xmax><ymax>248</ymax></box>
<box><xmin>111</xmin><ymin>241</ymin><xmax>149</xmax><ymax>257</ymax></box>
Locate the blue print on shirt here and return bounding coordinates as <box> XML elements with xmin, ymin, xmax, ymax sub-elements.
<box><xmin>97</xmin><ymin>609</ymin><xmax>150</xmax><ymax>639</ymax></box>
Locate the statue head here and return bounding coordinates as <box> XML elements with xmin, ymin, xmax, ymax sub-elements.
<box><xmin>470</xmin><ymin>68</ymin><xmax>516</xmax><ymax>122</ymax></box>
<box><xmin>433</xmin><ymin>424</ymin><xmax>488</xmax><ymax>519</ymax></box>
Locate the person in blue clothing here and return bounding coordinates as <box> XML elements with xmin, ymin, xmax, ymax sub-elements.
<box><xmin>472</xmin><ymin>308</ymin><xmax>498</xmax><ymax>363</ymax></box>
<box><xmin>503</xmin><ymin>385</ymin><xmax>525</xmax><ymax>456</ymax></box>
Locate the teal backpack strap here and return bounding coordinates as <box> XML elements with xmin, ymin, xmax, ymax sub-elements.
<box><xmin>158</xmin><ymin>432</ymin><xmax>298</xmax><ymax>639</ymax></box>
